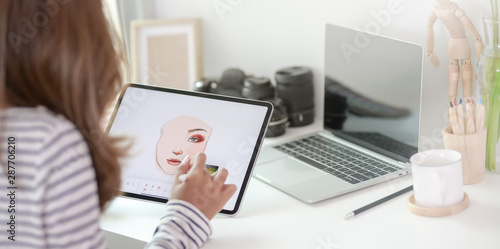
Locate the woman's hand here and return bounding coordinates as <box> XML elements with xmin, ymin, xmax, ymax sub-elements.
<box><xmin>169</xmin><ymin>153</ymin><xmax>237</xmax><ymax>220</ymax></box>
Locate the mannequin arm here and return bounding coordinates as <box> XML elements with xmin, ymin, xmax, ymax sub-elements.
<box><xmin>456</xmin><ymin>8</ymin><xmax>484</xmax><ymax>59</ymax></box>
<box><xmin>426</xmin><ymin>9</ymin><xmax>439</xmax><ymax>66</ymax></box>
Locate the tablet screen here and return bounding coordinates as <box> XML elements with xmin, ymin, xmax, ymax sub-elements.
<box><xmin>106</xmin><ymin>83</ymin><xmax>273</xmax><ymax>215</ymax></box>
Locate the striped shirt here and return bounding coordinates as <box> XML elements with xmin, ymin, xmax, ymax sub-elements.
<box><xmin>0</xmin><ymin>107</ymin><xmax>212</xmax><ymax>249</ymax></box>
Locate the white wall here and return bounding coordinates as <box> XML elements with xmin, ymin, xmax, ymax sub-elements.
<box><xmin>152</xmin><ymin>0</ymin><xmax>491</xmax><ymax>150</ymax></box>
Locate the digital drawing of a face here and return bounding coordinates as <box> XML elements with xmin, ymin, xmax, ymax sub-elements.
<box><xmin>155</xmin><ymin>115</ymin><xmax>212</xmax><ymax>175</ymax></box>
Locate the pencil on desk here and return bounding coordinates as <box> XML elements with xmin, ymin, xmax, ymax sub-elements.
<box><xmin>344</xmin><ymin>185</ymin><xmax>413</xmax><ymax>219</ymax></box>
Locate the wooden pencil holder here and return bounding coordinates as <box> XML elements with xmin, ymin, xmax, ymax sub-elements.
<box><xmin>442</xmin><ymin>125</ymin><xmax>487</xmax><ymax>185</ymax></box>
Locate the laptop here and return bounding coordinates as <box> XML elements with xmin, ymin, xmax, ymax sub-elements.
<box><xmin>253</xmin><ymin>23</ymin><xmax>424</xmax><ymax>203</ymax></box>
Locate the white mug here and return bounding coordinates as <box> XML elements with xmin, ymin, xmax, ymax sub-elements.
<box><xmin>410</xmin><ymin>149</ymin><xmax>464</xmax><ymax>208</ymax></box>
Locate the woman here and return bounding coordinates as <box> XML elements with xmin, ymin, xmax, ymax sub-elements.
<box><xmin>0</xmin><ymin>1</ymin><xmax>236</xmax><ymax>248</ymax></box>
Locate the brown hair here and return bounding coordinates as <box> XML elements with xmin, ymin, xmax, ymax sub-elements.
<box><xmin>0</xmin><ymin>0</ymin><xmax>127</xmax><ymax>210</ymax></box>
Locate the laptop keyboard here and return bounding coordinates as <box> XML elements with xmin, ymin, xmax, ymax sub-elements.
<box><xmin>274</xmin><ymin>134</ymin><xmax>403</xmax><ymax>184</ymax></box>
<box><xmin>342</xmin><ymin>132</ymin><xmax>417</xmax><ymax>159</ymax></box>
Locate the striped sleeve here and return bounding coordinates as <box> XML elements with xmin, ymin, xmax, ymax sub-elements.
<box><xmin>145</xmin><ymin>200</ymin><xmax>213</xmax><ymax>249</ymax></box>
<box><xmin>40</xmin><ymin>127</ymin><xmax>106</xmax><ymax>249</ymax></box>
<box><xmin>0</xmin><ymin>108</ymin><xmax>106</xmax><ymax>248</ymax></box>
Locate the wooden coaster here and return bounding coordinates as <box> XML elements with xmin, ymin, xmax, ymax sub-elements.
<box><xmin>407</xmin><ymin>193</ymin><xmax>469</xmax><ymax>217</ymax></box>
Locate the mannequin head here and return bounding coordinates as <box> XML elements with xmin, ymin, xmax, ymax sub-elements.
<box><xmin>155</xmin><ymin>116</ymin><xmax>212</xmax><ymax>175</ymax></box>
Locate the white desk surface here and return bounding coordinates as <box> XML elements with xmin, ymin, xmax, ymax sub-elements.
<box><xmin>101</xmin><ymin>123</ymin><xmax>500</xmax><ymax>249</ymax></box>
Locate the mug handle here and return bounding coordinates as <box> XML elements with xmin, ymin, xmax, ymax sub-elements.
<box><xmin>432</xmin><ymin>172</ymin><xmax>445</xmax><ymax>207</ymax></box>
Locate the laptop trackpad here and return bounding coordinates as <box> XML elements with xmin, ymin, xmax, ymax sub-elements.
<box><xmin>255</xmin><ymin>157</ymin><xmax>325</xmax><ymax>187</ymax></box>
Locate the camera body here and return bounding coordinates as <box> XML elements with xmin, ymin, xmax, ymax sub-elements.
<box><xmin>193</xmin><ymin>68</ymin><xmax>246</xmax><ymax>97</ymax></box>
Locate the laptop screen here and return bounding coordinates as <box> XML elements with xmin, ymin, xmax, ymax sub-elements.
<box><xmin>106</xmin><ymin>83</ymin><xmax>272</xmax><ymax>214</ymax></box>
<box><xmin>323</xmin><ymin>24</ymin><xmax>423</xmax><ymax>162</ymax></box>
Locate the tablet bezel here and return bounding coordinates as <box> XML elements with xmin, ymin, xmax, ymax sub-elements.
<box><xmin>105</xmin><ymin>83</ymin><xmax>273</xmax><ymax>215</ymax></box>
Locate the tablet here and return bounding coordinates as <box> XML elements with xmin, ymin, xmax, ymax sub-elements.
<box><xmin>106</xmin><ymin>83</ymin><xmax>273</xmax><ymax>215</ymax></box>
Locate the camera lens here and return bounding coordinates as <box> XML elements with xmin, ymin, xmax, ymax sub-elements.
<box><xmin>241</xmin><ymin>77</ymin><xmax>275</xmax><ymax>100</ymax></box>
<box><xmin>239</xmin><ymin>76</ymin><xmax>288</xmax><ymax>137</ymax></box>
<box><xmin>275</xmin><ymin>66</ymin><xmax>315</xmax><ymax>127</ymax></box>
<box><xmin>275</xmin><ymin>66</ymin><xmax>313</xmax><ymax>84</ymax></box>
<box><xmin>265</xmin><ymin>97</ymin><xmax>288</xmax><ymax>137</ymax></box>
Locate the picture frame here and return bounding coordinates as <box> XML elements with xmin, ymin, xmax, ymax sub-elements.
<box><xmin>130</xmin><ymin>18</ymin><xmax>202</xmax><ymax>90</ymax></box>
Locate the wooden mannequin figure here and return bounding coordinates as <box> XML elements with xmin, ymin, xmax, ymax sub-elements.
<box><xmin>426</xmin><ymin>0</ymin><xmax>484</xmax><ymax>102</ymax></box>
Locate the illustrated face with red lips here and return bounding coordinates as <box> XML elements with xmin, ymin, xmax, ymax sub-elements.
<box><xmin>155</xmin><ymin>116</ymin><xmax>212</xmax><ymax>175</ymax></box>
